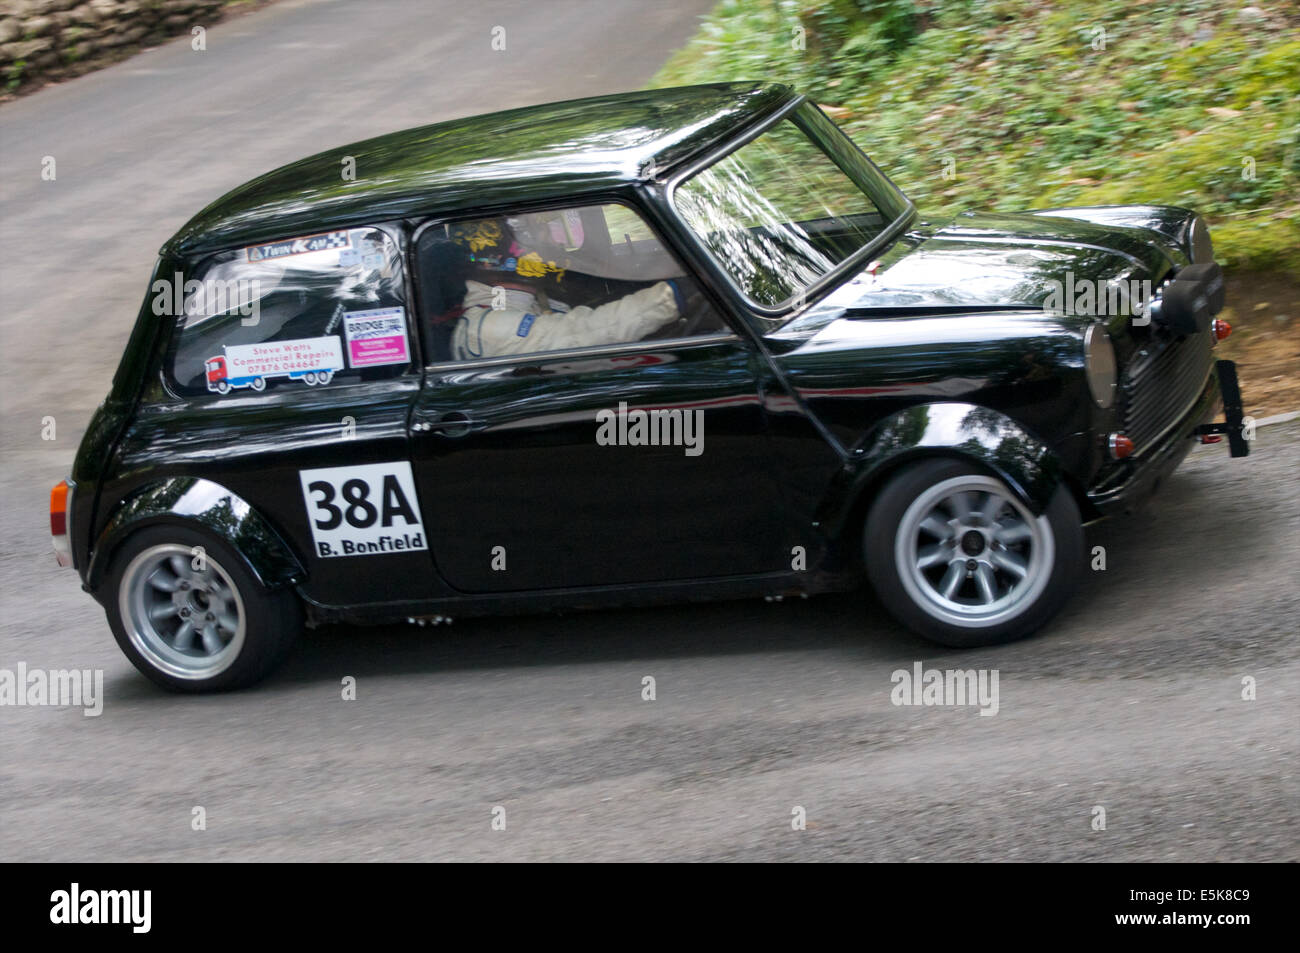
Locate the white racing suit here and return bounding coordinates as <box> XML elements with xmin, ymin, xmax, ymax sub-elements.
<box><xmin>452</xmin><ymin>279</ymin><xmax>681</xmax><ymax>360</ymax></box>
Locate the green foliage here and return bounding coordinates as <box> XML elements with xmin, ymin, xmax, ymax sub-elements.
<box><xmin>6</xmin><ymin>60</ymin><xmax>26</xmax><ymax>92</ymax></box>
<box><xmin>654</xmin><ymin>0</ymin><xmax>1300</xmax><ymax>273</ymax></box>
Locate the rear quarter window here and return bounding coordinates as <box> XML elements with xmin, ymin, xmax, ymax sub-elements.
<box><xmin>164</xmin><ymin>226</ymin><xmax>410</xmax><ymax>397</ymax></box>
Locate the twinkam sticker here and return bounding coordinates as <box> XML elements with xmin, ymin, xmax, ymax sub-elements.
<box><xmin>299</xmin><ymin>461</ymin><xmax>426</xmax><ymax>558</ymax></box>
<box><xmin>245</xmin><ymin>230</ymin><xmax>350</xmax><ymax>263</ymax></box>
<box><xmin>342</xmin><ymin>307</ymin><xmax>410</xmax><ymax>368</ymax></box>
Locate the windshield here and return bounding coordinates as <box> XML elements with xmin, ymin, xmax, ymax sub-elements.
<box><xmin>673</xmin><ymin>103</ymin><xmax>908</xmax><ymax>316</ymax></box>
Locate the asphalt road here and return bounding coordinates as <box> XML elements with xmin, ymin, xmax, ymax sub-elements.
<box><xmin>1</xmin><ymin>0</ymin><xmax>1297</xmax><ymax>863</ymax></box>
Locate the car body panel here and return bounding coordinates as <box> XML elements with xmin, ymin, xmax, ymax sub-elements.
<box><xmin>1030</xmin><ymin>205</ymin><xmax>1202</xmax><ymax>263</ymax></box>
<box><xmin>819</xmin><ymin>402</ymin><xmax>1063</xmax><ymax>531</ymax></box>
<box><xmin>96</xmin><ymin>376</ymin><xmax>429</xmax><ymax>607</ymax></box>
<box><xmin>412</xmin><ymin>335</ymin><xmax>791</xmax><ymax>592</ymax></box>
<box><xmin>88</xmin><ymin>477</ymin><xmax>303</xmax><ymax>592</ymax></box>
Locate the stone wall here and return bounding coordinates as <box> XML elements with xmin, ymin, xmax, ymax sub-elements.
<box><xmin>0</xmin><ymin>0</ymin><xmax>258</xmax><ymax>95</ymax></box>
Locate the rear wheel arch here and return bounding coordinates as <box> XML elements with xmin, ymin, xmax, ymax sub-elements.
<box><xmin>87</xmin><ymin>478</ymin><xmax>305</xmax><ymax>597</ymax></box>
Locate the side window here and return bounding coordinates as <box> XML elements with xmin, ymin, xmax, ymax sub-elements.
<box><xmin>166</xmin><ymin>226</ymin><xmax>411</xmax><ymax>397</ymax></box>
<box><xmin>414</xmin><ymin>203</ymin><xmax>727</xmax><ymax>363</ymax></box>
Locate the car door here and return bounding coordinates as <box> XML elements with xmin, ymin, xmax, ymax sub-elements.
<box><xmin>407</xmin><ymin>201</ymin><xmax>790</xmax><ymax>593</ymax></box>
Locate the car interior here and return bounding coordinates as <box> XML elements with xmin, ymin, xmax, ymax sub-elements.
<box><xmin>415</xmin><ymin>204</ymin><xmax>726</xmax><ymax>364</ymax></box>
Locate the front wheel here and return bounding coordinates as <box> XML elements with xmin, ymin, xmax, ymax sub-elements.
<box><xmin>865</xmin><ymin>459</ymin><xmax>1084</xmax><ymax>648</ymax></box>
<box><xmin>105</xmin><ymin>525</ymin><xmax>301</xmax><ymax>691</ymax></box>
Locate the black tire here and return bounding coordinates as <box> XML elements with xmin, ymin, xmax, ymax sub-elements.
<box><xmin>864</xmin><ymin>458</ymin><xmax>1084</xmax><ymax>648</ymax></box>
<box><xmin>104</xmin><ymin>525</ymin><xmax>301</xmax><ymax>692</ymax></box>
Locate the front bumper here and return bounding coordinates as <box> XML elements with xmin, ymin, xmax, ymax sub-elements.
<box><xmin>1087</xmin><ymin>359</ymin><xmax>1248</xmax><ymax>518</ymax></box>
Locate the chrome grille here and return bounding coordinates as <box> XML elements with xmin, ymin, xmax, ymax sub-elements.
<box><xmin>1121</xmin><ymin>335</ymin><xmax>1214</xmax><ymax>454</ymax></box>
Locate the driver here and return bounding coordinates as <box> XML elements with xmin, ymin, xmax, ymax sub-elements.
<box><xmin>452</xmin><ymin>277</ymin><xmax>687</xmax><ymax>360</ymax></box>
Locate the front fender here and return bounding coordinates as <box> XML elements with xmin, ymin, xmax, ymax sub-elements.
<box><xmin>86</xmin><ymin>478</ymin><xmax>305</xmax><ymax>595</ymax></box>
<box><xmin>820</xmin><ymin>402</ymin><xmax>1064</xmax><ymax>538</ymax></box>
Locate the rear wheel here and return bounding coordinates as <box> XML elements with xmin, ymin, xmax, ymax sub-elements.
<box><xmin>865</xmin><ymin>459</ymin><xmax>1083</xmax><ymax>647</ymax></box>
<box><xmin>105</xmin><ymin>525</ymin><xmax>300</xmax><ymax>691</ymax></box>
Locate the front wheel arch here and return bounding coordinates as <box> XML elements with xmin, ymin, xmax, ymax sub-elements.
<box><xmin>819</xmin><ymin>403</ymin><xmax>1073</xmax><ymax>549</ymax></box>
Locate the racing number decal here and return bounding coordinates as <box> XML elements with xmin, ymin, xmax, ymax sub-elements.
<box><xmin>298</xmin><ymin>462</ymin><xmax>426</xmax><ymax>558</ymax></box>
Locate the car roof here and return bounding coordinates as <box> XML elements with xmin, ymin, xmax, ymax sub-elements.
<box><xmin>163</xmin><ymin>82</ymin><xmax>798</xmax><ymax>258</ymax></box>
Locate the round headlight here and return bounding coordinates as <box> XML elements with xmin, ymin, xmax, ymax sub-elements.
<box><xmin>1085</xmin><ymin>323</ymin><xmax>1117</xmax><ymax>409</ymax></box>
<box><xmin>1190</xmin><ymin>216</ymin><xmax>1214</xmax><ymax>263</ymax></box>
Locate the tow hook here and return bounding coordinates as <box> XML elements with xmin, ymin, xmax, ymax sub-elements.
<box><xmin>1192</xmin><ymin>360</ymin><xmax>1250</xmax><ymax>457</ymax></box>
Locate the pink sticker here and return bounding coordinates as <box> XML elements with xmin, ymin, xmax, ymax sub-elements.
<box><xmin>342</xmin><ymin>307</ymin><xmax>410</xmax><ymax>368</ymax></box>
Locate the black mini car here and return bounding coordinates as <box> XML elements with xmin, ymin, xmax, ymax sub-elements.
<box><xmin>52</xmin><ymin>83</ymin><xmax>1249</xmax><ymax>691</ymax></box>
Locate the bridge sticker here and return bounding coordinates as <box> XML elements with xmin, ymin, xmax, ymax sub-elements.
<box><xmin>342</xmin><ymin>307</ymin><xmax>410</xmax><ymax>368</ymax></box>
